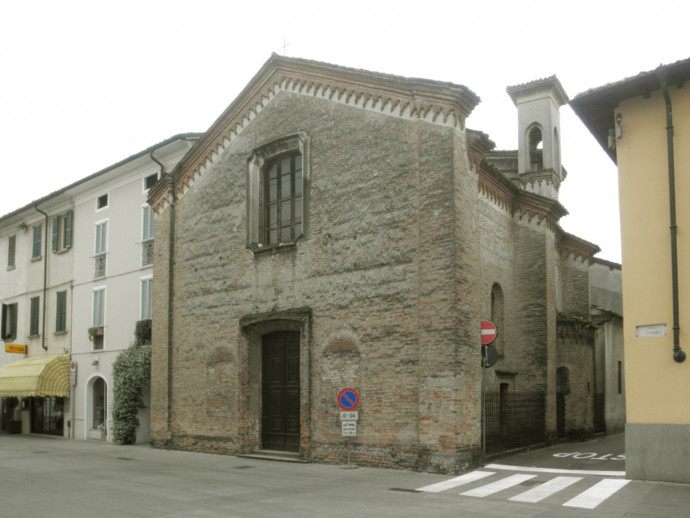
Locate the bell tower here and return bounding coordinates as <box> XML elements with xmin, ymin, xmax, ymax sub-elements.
<box><xmin>507</xmin><ymin>76</ymin><xmax>569</xmax><ymax>200</ymax></box>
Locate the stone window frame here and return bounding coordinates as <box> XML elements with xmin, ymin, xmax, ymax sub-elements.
<box><xmin>246</xmin><ymin>132</ymin><xmax>310</xmax><ymax>254</ymax></box>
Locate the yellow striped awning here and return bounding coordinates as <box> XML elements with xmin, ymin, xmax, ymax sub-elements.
<box><xmin>0</xmin><ymin>355</ymin><xmax>70</xmax><ymax>397</ymax></box>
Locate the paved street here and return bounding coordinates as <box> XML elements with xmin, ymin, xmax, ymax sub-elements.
<box><xmin>0</xmin><ymin>433</ymin><xmax>687</xmax><ymax>517</ymax></box>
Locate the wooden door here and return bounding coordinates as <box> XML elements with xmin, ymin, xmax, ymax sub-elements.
<box><xmin>261</xmin><ymin>331</ymin><xmax>300</xmax><ymax>451</ymax></box>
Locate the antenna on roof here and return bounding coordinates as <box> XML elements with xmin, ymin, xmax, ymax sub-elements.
<box><xmin>280</xmin><ymin>39</ymin><xmax>291</xmax><ymax>56</ymax></box>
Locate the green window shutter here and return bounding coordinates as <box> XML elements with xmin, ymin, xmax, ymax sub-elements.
<box><xmin>30</xmin><ymin>296</ymin><xmax>40</xmax><ymax>336</ymax></box>
<box><xmin>56</xmin><ymin>291</ymin><xmax>67</xmax><ymax>333</ymax></box>
<box><xmin>52</xmin><ymin>216</ymin><xmax>59</xmax><ymax>252</ymax></box>
<box><xmin>65</xmin><ymin>211</ymin><xmax>73</xmax><ymax>249</ymax></box>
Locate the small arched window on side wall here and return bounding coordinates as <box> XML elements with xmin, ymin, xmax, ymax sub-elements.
<box><xmin>491</xmin><ymin>283</ymin><xmax>504</xmax><ymax>358</ymax></box>
<box><xmin>528</xmin><ymin>125</ymin><xmax>544</xmax><ymax>171</ymax></box>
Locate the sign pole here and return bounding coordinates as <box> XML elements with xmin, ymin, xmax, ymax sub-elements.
<box><xmin>347</xmin><ymin>436</ymin><xmax>351</xmax><ymax>467</ymax></box>
<box><xmin>482</xmin><ymin>354</ymin><xmax>486</xmax><ymax>464</ymax></box>
<box><xmin>338</xmin><ymin>388</ymin><xmax>360</xmax><ymax>469</ymax></box>
<box><xmin>479</xmin><ymin>320</ymin><xmax>498</xmax><ymax>465</ymax></box>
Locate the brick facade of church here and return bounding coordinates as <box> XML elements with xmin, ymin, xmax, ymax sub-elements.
<box><xmin>149</xmin><ymin>55</ymin><xmax>598</xmax><ymax>473</ymax></box>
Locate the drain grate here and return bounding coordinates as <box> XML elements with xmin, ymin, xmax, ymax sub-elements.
<box><xmin>233</xmin><ymin>465</ymin><xmax>254</xmax><ymax>469</ymax></box>
<box><xmin>389</xmin><ymin>488</ymin><xmax>420</xmax><ymax>493</ymax></box>
<box><xmin>116</xmin><ymin>457</ymin><xmax>135</xmax><ymax>461</ymax></box>
<box><xmin>33</xmin><ymin>451</ymin><xmax>49</xmax><ymax>454</ymax></box>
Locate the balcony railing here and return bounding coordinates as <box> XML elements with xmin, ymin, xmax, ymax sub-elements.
<box><xmin>141</xmin><ymin>239</ymin><xmax>154</xmax><ymax>267</ymax></box>
<box><xmin>94</xmin><ymin>253</ymin><xmax>106</xmax><ymax>278</ymax></box>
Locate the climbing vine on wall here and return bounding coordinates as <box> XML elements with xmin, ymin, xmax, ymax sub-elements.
<box><xmin>112</xmin><ymin>320</ymin><xmax>151</xmax><ymax>445</ymax></box>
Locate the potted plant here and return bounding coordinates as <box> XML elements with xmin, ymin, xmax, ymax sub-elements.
<box><xmin>88</xmin><ymin>327</ymin><xmax>103</xmax><ymax>341</ymax></box>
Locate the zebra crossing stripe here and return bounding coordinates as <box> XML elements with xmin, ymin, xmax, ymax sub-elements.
<box><xmin>461</xmin><ymin>474</ymin><xmax>537</xmax><ymax>497</ymax></box>
<box><xmin>562</xmin><ymin>478</ymin><xmax>631</xmax><ymax>509</ymax></box>
<box><xmin>509</xmin><ymin>476</ymin><xmax>582</xmax><ymax>503</ymax></box>
<box><xmin>485</xmin><ymin>463</ymin><xmax>626</xmax><ymax>477</ymax></box>
<box><xmin>416</xmin><ymin>471</ymin><xmax>495</xmax><ymax>493</ymax></box>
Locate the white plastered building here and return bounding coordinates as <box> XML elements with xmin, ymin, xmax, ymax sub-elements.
<box><xmin>0</xmin><ymin>134</ymin><xmax>198</xmax><ymax>441</ymax></box>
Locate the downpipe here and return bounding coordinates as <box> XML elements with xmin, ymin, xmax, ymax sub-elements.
<box><xmin>659</xmin><ymin>72</ymin><xmax>686</xmax><ymax>363</ymax></box>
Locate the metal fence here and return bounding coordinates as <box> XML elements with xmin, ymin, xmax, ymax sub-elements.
<box><xmin>484</xmin><ymin>391</ymin><xmax>546</xmax><ymax>455</ymax></box>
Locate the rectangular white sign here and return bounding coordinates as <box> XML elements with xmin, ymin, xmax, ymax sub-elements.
<box><xmin>636</xmin><ymin>324</ymin><xmax>667</xmax><ymax>338</ymax></box>
<box><xmin>342</xmin><ymin>421</ymin><xmax>357</xmax><ymax>436</ymax></box>
<box><xmin>340</xmin><ymin>411</ymin><xmax>358</xmax><ymax>421</ymax></box>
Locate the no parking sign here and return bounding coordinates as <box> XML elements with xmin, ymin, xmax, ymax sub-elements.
<box><xmin>337</xmin><ymin>388</ymin><xmax>359</xmax><ymax>411</ymax></box>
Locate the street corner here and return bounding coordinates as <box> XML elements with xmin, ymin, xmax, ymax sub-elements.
<box><xmin>487</xmin><ymin>434</ymin><xmax>626</xmax><ymax>475</ymax></box>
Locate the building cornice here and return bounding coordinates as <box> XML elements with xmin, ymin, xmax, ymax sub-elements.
<box><xmin>478</xmin><ymin>159</ymin><xmax>568</xmax><ymax>231</ymax></box>
<box><xmin>150</xmin><ymin>54</ymin><xmax>481</xmax><ymax>214</ymax></box>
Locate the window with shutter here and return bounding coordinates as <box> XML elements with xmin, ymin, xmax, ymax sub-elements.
<box><xmin>51</xmin><ymin>211</ymin><xmax>73</xmax><ymax>253</ymax></box>
<box><xmin>55</xmin><ymin>291</ymin><xmax>67</xmax><ymax>333</ymax></box>
<box><xmin>2</xmin><ymin>303</ymin><xmax>18</xmax><ymax>341</ymax></box>
<box><xmin>30</xmin><ymin>296</ymin><xmax>40</xmax><ymax>337</ymax></box>
<box><xmin>141</xmin><ymin>277</ymin><xmax>152</xmax><ymax>320</ymax></box>
<box><xmin>7</xmin><ymin>235</ymin><xmax>16</xmax><ymax>269</ymax></box>
<box><xmin>141</xmin><ymin>205</ymin><xmax>154</xmax><ymax>266</ymax></box>
<box><xmin>32</xmin><ymin>224</ymin><xmax>42</xmax><ymax>260</ymax></box>
<box><xmin>92</xmin><ymin>287</ymin><xmax>105</xmax><ymax>350</ymax></box>
<box><xmin>94</xmin><ymin>221</ymin><xmax>107</xmax><ymax>278</ymax></box>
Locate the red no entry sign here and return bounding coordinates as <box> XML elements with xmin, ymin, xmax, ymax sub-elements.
<box><xmin>481</xmin><ymin>320</ymin><xmax>497</xmax><ymax>345</ymax></box>
<box><xmin>337</xmin><ymin>388</ymin><xmax>360</xmax><ymax>410</ymax></box>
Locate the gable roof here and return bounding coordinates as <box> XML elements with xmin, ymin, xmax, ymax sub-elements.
<box><xmin>570</xmin><ymin>57</ymin><xmax>690</xmax><ymax>163</ymax></box>
<box><xmin>149</xmin><ymin>54</ymin><xmax>481</xmax><ymax>213</ymax></box>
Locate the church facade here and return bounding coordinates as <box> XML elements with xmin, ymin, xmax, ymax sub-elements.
<box><xmin>148</xmin><ymin>55</ymin><xmax>599</xmax><ymax>473</ymax></box>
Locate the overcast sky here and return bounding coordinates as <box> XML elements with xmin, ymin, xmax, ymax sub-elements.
<box><xmin>2</xmin><ymin>1</ymin><xmax>689</xmax><ymax>263</ymax></box>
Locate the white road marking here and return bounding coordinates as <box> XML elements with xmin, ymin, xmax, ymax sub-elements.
<box><xmin>485</xmin><ymin>463</ymin><xmax>626</xmax><ymax>477</ymax></box>
<box><xmin>509</xmin><ymin>476</ymin><xmax>582</xmax><ymax>503</ymax></box>
<box><xmin>461</xmin><ymin>474</ymin><xmax>537</xmax><ymax>497</ymax></box>
<box><xmin>416</xmin><ymin>471</ymin><xmax>495</xmax><ymax>493</ymax></box>
<box><xmin>562</xmin><ymin>478</ymin><xmax>632</xmax><ymax>509</ymax></box>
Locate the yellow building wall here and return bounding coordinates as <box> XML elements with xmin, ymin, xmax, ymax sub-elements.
<box><xmin>617</xmin><ymin>87</ymin><xmax>690</xmax><ymax>425</ymax></box>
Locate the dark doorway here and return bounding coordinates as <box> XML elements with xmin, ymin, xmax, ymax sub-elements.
<box><xmin>261</xmin><ymin>331</ymin><xmax>300</xmax><ymax>452</ymax></box>
<box><xmin>556</xmin><ymin>366</ymin><xmax>570</xmax><ymax>439</ymax></box>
